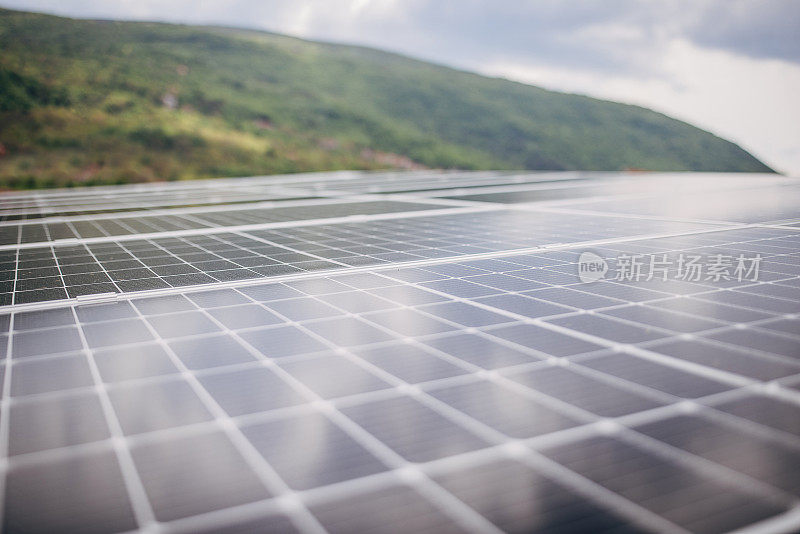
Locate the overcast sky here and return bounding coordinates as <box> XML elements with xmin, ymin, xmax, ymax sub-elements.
<box><xmin>3</xmin><ymin>0</ymin><xmax>799</xmax><ymax>174</ymax></box>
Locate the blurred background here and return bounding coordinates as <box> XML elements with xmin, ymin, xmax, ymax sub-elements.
<box><xmin>0</xmin><ymin>0</ymin><xmax>797</xmax><ymax>189</ymax></box>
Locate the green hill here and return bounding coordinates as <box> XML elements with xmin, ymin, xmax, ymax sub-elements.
<box><xmin>0</xmin><ymin>7</ymin><xmax>773</xmax><ymax>188</ymax></box>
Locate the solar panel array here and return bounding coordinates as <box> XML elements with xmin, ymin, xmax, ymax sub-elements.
<box><xmin>1</xmin><ymin>170</ymin><xmax>800</xmax><ymax>534</ymax></box>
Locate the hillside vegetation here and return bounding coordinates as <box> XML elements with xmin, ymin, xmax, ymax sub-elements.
<box><xmin>0</xmin><ymin>8</ymin><xmax>773</xmax><ymax>188</ymax></box>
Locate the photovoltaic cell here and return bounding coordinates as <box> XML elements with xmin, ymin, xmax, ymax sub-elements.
<box><xmin>431</xmin><ymin>458</ymin><xmax>646</xmax><ymax>533</ymax></box>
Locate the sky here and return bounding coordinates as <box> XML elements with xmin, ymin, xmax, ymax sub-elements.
<box><xmin>2</xmin><ymin>0</ymin><xmax>799</xmax><ymax>174</ymax></box>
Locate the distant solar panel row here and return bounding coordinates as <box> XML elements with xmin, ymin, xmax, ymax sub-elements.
<box><xmin>0</xmin><ymin>208</ymin><xmax>715</xmax><ymax>305</ymax></box>
<box><xmin>0</xmin><ymin>200</ymin><xmax>450</xmax><ymax>245</ymax></box>
<box><xmin>0</xmin><ymin>193</ymin><xmax>303</xmax><ymax>221</ymax></box>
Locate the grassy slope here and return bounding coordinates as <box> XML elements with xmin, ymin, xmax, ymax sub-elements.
<box><xmin>0</xmin><ymin>8</ymin><xmax>773</xmax><ymax>188</ymax></box>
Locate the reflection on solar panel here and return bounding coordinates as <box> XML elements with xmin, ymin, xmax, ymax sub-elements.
<box><xmin>1</xmin><ymin>169</ymin><xmax>799</xmax><ymax>533</ymax></box>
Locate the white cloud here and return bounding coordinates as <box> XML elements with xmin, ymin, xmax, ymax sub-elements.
<box><xmin>481</xmin><ymin>39</ymin><xmax>800</xmax><ymax>174</ymax></box>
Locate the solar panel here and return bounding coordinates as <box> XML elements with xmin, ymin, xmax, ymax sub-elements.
<box><xmin>1</xmin><ymin>169</ymin><xmax>799</xmax><ymax>533</ymax></box>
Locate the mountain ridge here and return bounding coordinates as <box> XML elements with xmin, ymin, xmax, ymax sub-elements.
<box><xmin>0</xmin><ymin>7</ymin><xmax>773</xmax><ymax>188</ymax></box>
